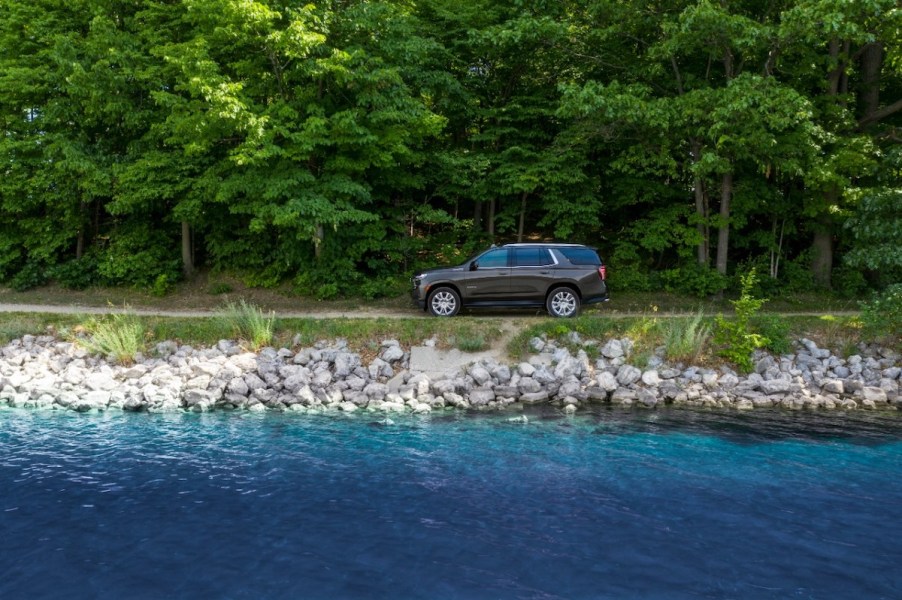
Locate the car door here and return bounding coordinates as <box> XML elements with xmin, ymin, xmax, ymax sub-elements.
<box><xmin>463</xmin><ymin>248</ymin><xmax>510</xmax><ymax>300</ymax></box>
<box><xmin>509</xmin><ymin>246</ymin><xmax>556</xmax><ymax>301</ymax></box>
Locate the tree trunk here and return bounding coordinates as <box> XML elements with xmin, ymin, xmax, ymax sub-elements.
<box><xmin>694</xmin><ymin>179</ymin><xmax>709</xmax><ymax>266</ymax></box>
<box><xmin>473</xmin><ymin>200</ymin><xmax>483</xmax><ymax>232</ymax></box>
<box><xmin>517</xmin><ymin>192</ymin><xmax>528</xmax><ymax>242</ymax></box>
<box><xmin>314</xmin><ymin>224</ymin><xmax>324</xmax><ymax>260</ymax></box>
<box><xmin>810</xmin><ymin>40</ymin><xmax>846</xmax><ymax>288</ymax></box>
<box><xmin>715</xmin><ymin>172</ymin><xmax>732</xmax><ymax>276</ymax></box>
<box><xmin>860</xmin><ymin>42</ymin><xmax>883</xmax><ymax>123</ymax></box>
<box><xmin>487</xmin><ymin>198</ymin><xmax>496</xmax><ymax>235</ymax></box>
<box><xmin>181</xmin><ymin>221</ymin><xmax>193</xmax><ymax>277</ymax></box>
<box><xmin>76</xmin><ymin>200</ymin><xmax>86</xmax><ymax>259</ymax></box>
<box><xmin>811</xmin><ymin>210</ymin><xmax>833</xmax><ymax>288</ymax></box>
<box><xmin>690</xmin><ymin>140</ymin><xmax>709</xmax><ymax>267</ymax></box>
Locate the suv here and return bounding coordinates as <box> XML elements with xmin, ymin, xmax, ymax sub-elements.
<box><xmin>412</xmin><ymin>243</ymin><xmax>608</xmax><ymax>317</ymax></box>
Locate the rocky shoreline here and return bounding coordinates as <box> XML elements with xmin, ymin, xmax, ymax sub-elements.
<box><xmin>0</xmin><ymin>332</ymin><xmax>899</xmax><ymax>414</ymax></box>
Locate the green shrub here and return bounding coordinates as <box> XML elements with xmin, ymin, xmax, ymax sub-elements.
<box><xmin>97</xmin><ymin>223</ymin><xmax>181</xmax><ymax>287</ymax></box>
<box><xmin>151</xmin><ymin>274</ymin><xmax>173</xmax><ymax>297</ymax></box>
<box><xmin>714</xmin><ymin>269</ymin><xmax>769</xmax><ymax>372</ymax></box>
<box><xmin>220</xmin><ymin>300</ymin><xmax>275</xmax><ymax>350</ymax></box>
<box><xmin>78</xmin><ymin>312</ymin><xmax>146</xmax><ymax>365</ymax></box>
<box><xmin>660</xmin><ymin>264</ymin><xmax>727</xmax><ymax>298</ymax></box>
<box><xmin>358</xmin><ymin>276</ymin><xmax>405</xmax><ymax>300</ymax></box>
<box><xmin>780</xmin><ymin>252</ymin><xmax>816</xmax><ymax>292</ymax></box>
<box><xmin>9</xmin><ymin>262</ymin><xmax>48</xmax><ymax>291</ymax></box>
<box><xmin>752</xmin><ymin>314</ymin><xmax>793</xmax><ymax>355</ymax></box>
<box><xmin>315</xmin><ymin>283</ymin><xmax>339</xmax><ymax>300</ymax></box>
<box><xmin>831</xmin><ymin>267</ymin><xmax>870</xmax><ymax>299</ymax></box>
<box><xmin>662</xmin><ymin>311</ymin><xmax>711</xmax><ymax>364</ymax></box>
<box><xmin>860</xmin><ymin>284</ymin><xmax>902</xmax><ymax>339</ymax></box>
<box><xmin>49</xmin><ymin>257</ymin><xmax>102</xmax><ymax>290</ymax></box>
<box><xmin>608</xmin><ymin>264</ymin><xmax>653</xmax><ymax>292</ymax></box>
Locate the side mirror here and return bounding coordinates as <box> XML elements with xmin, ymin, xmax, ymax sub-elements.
<box><xmin>469</xmin><ymin>261</ymin><xmax>478</xmax><ymax>271</ymax></box>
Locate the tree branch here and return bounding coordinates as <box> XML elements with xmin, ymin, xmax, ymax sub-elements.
<box><xmin>858</xmin><ymin>97</ymin><xmax>902</xmax><ymax>129</ymax></box>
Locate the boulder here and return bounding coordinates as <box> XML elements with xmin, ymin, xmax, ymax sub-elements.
<box><xmin>761</xmin><ymin>379</ymin><xmax>791</xmax><ymax>395</ymax></box>
<box><xmin>519</xmin><ymin>391</ymin><xmax>550</xmax><ymax>405</ymax></box>
<box><xmin>468</xmin><ymin>389</ymin><xmax>495</xmax><ymax>406</ymax></box>
<box><xmin>861</xmin><ymin>387</ymin><xmax>888</xmax><ymax>404</ymax></box>
<box><xmin>616</xmin><ymin>365</ymin><xmax>641</xmax><ymax>386</ymax></box>
<box><xmin>597</xmin><ymin>371</ymin><xmax>619</xmax><ymax>392</ymax></box>
<box><xmin>600</xmin><ymin>339</ymin><xmax>624</xmax><ymax>359</ymax></box>
<box><xmin>641</xmin><ymin>370</ymin><xmax>661</xmax><ymax>387</ymax></box>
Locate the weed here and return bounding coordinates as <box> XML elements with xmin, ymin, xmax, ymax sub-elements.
<box><xmin>714</xmin><ymin>269</ymin><xmax>769</xmax><ymax>373</ymax></box>
<box><xmin>150</xmin><ymin>274</ymin><xmax>172</xmax><ymax>297</ymax></box>
<box><xmin>456</xmin><ymin>333</ymin><xmax>487</xmax><ymax>352</ymax></box>
<box><xmin>662</xmin><ymin>311</ymin><xmax>711</xmax><ymax>364</ymax></box>
<box><xmin>752</xmin><ymin>314</ymin><xmax>793</xmax><ymax>355</ymax></box>
<box><xmin>219</xmin><ymin>300</ymin><xmax>276</xmax><ymax>350</ymax></box>
<box><xmin>77</xmin><ymin>311</ymin><xmax>146</xmax><ymax>365</ymax></box>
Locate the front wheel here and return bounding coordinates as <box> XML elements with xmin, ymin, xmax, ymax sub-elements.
<box><xmin>547</xmin><ymin>287</ymin><xmax>580</xmax><ymax>318</ymax></box>
<box><xmin>428</xmin><ymin>287</ymin><xmax>461</xmax><ymax>317</ymax></box>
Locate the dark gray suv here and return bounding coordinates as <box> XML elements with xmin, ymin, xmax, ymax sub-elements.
<box><xmin>412</xmin><ymin>243</ymin><xmax>609</xmax><ymax>317</ymax></box>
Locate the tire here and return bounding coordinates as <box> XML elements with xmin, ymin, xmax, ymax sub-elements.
<box><xmin>428</xmin><ymin>287</ymin><xmax>461</xmax><ymax>317</ymax></box>
<box><xmin>547</xmin><ymin>287</ymin><xmax>580</xmax><ymax>318</ymax></box>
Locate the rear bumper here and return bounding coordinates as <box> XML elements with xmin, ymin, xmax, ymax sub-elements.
<box><xmin>583</xmin><ymin>292</ymin><xmax>610</xmax><ymax>306</ymax></box>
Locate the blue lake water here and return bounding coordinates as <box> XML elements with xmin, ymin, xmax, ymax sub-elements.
<box><xmin>2</xmin><ymin>408</ymin><xmax>901</xmax><ymax>599</ymax></box>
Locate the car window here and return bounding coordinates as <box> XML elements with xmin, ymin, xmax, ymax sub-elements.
<box><xmin>513</xmin><ymin>247</ymin><xmax>553</xmax><ymax>267</ymax></box>
<box><xmin>559</xmin><ymin>247</ymin><xmax>601</xmax><ymax>266</ymax></box>
<box><xmin>476</xmin><ymin>248</ymin><xmax>508</xmax><ymax>268</ymax></box>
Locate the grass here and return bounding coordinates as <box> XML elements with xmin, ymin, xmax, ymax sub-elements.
<box><xmin>219</xmin><ymin>300</ymin><xmax>275</xmax><ymax>350</ymax></box>
<box><xmin>77</xmin><ymin>312</ymin><xmax>146</xmax><ymax>365</ymax></box>
<box><xmin>0</xmin><ymin>309</ymin><xmax>885</xmax><ymax>367</ymax></box>
<box><xmin>661</xmin><ymin>311</ymin><xmax>711</xmax><ymax>364</ymax></box>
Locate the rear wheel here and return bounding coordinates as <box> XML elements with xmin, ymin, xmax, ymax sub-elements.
<box><xmin>547</xmin><ymin>287</ymin><xmax>580</xmax><ymax>318</ymax></box>
<box><xmin>428</xmin><ymin>287</ymin><xmax>461</xmax><ymax>317</ymax></box>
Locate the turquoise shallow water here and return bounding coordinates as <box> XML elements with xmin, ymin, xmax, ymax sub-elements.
<box><xmin>1</xmin><ymin>408</ymin><xmax>901</xmax><ymax>599</ymax></box>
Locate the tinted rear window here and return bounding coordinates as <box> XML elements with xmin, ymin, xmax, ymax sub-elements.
<box><xmin>513</xmin><ymin>247</ymin><xmax>554</xmax><ymax>267</ymax></box>
<box><xmin>558</xmin><ymin>247</ymin><xmax>601</xmax><ymax>266</ymax></box>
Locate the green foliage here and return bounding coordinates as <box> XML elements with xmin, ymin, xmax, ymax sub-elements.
<box><xmin>751</xmin><ymin>315</ymin><xmax>793</xmax><ymax>355</ymax></box>
<box><xmin>0</xmin><ymin>0</ymin><xmax>898</xmax><ymax>298</ymax></box>
<box><xmin>845</xmin><ymin>189</ymin><xmax>902</xmax><ymax>277</ymax></box>
<box><xmin>150</xmin><ymin>274</ymin><xmax>172</xmax><ymax>298</ymax></box>
<box><xmin>661</xmin><ymin>312</ymin><xmax>711</xmax><ymax>364</ymax></box>
<box><xmin>660</xmin><ymin>264</ymin><xmax>727</xmax><ymax>298</ymax></box>
<box><xmin>714</xmin><ymin>269</ymin><xmax>770</xmax><ymax>372</ymax></box>
<box><xmin>831</xmin><ymin>267</ymin><xmax>869</xmax><ymax>299</ymax></box>
<box><xmin>219</xmin><ymin>300</ymin><xmax>275</xmax><ymax>350</ymax></box>
<box><xmin>49</xmin><ymin>258</ymin><xmax>102</xmax><ymax>290</ymax></box>
<box><xmin>860</xmin><ymin>284</ymin><xmax>902</xmax><ymax>340</ymax></box>
<box><xmin>608</xmin><ymin>265</ymin><xmax>653</xmax><ymax>293</ymax></box>
<box><xmin>96</xmin><ymin>225</ymin><xmax>181</xmax><ymax>288</ymax></box>
<box><xmin>77</xmin><ymin>312</ymin><xmax>146</xmax><ymax>365</ymax></box>
<box><xmin>9</xmin><ymin>263</ymin><xmax>48</xmax><ymax>292</ymax></box>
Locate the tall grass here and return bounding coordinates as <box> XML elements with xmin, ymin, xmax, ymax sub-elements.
<box><xmin>78</xmin><ymin>312</ymin><xmax>146</xmax><ymax>365</ymax></box>
<box><xmin>220</xmin><ymin>300</ymin><xmax>276</xmax><ymax>350</ymax></box>
<box><xmin>662</xmin><ymin>311</ymin><xmax>711</xmax><ymax>364</ymax></box>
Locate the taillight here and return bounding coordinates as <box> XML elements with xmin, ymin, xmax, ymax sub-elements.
<box><xmin>598</xmin><ymin>265</ymin><xmax>606</xmax><ymax>281</ymax></box>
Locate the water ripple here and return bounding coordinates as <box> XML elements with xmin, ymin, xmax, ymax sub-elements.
<box><xmin>1</xmin><ymin>408</ymin><xmax>901</xmax><ymax>599</ymax></box>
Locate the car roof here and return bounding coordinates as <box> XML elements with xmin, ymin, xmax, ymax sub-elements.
<box><xmin>501</xmin><ymin>243</ymin><xmax>587</xmax><ymax>248</ymax></box>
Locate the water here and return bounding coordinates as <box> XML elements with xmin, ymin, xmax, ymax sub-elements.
<box><xmin>2</xmin><ymin>408</ymin><xmax>901</xmax><ymax>599</ymax></box>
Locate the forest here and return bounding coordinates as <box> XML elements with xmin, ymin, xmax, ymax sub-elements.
<box><xmin>0</xmin><ymin>0</ymin><xmax>899</xmax><ymax>300</ymax></box>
